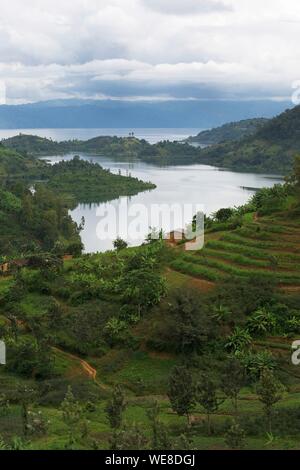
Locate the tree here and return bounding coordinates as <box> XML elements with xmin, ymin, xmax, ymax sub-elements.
<box><xmin>109</xmin><ymin>424</ymin><xmax>149</xmax><ymax>450</ymax></box>
<box><xmin>291</xmin><ymin>155</ymin><xmax>300</xmax><ymax>202</ymax></box>
<box><xmin>147</xmin><ymin>401</ymin><xmax>172</xmax><ymax>450</ymax></box>
<box><xmin>113</xmin><ymin>237</ymin><xmax>128</xmax><ymax>251</ymax></box>
<box><xmin>212</xmin><ymin>304</ymin><xmax>232</xmax><ymax>324</ymax></box>
<box><xmin>105</xmin><ymin>385</ymin><xmax>126</xmax><ymax>430</ymax></box>
<box><xmin>120</xmin><ymin>254</ymin><xmax>166</xmax><ymax>317</ymax></box>
<box><xmin>257</xmin><ymin>370</ymin><xmax>285</xmax><ymax>434</ymax></box>
<box><xmin>61</xmin><ymin>386</ymin><xmax>84</xmax><ymax>449</ymax></box>
<box><xmin>214</xmin><ymin>276</ymin><xmax>276</xmax><ymax>318</ymax></box>
<box><xmin>196</xmin><ymin>375</ymin><xmax>224</xmax><ymax>435</ymax></box>
<box><xmin>0</xmin><ymin>393</ymin><xmax>10</xmax><ymax>416</ymax></box>
<box><xmin>237</xmin><ymin>350</ymin><xmax>275</xmax><ymax>382</ymax></box>
<box><xmin>225</xmin><ymin>421</ymin><xmax>246</xmax><ymax>450</ymax></box>
<box><xmin>104</xmin><ymin>318</ymin><xmax>128</xmax><ymax>347</ymax></box>
<box><xmin>214</xmin><ymin>208</ymin><xmax>234</xmax><ymax>223</ymax></box>
<box><xmin>170</xmin><ymin>289</ymin><xmax>215</xmax><ymax>355</ymax></box>
<box><xmin>225</xmin><ymin>327</ymin><xmax>252</xmax><ymax>354</ymax></box>
<box><xmin>221</xmin><ymin>358</ymin><xmax>245</xmax><ymax>414</ymax></box>
<box><xmin>247</xmin><ymin>307</ymin><xmax>277</xmax><ymax>337</ymax></box>
<box><xmin>17</xmin><ymin>385</ymin><xmax>36</xmax><ymax>437</ymax></box>
<box><xmin>167</xmin><ymin>366</ymin><xmax>195</xmax><ymax>425</ymax></box>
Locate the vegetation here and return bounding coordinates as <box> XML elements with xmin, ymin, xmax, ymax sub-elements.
<box><xmin>0</xmin><ymin>143</ymin><xmax>300</xmax><ymax>450</ymax></box>
<box><xmin>0</xmin><ymin>149</ymin><xmax>156</xmax><ymax>258</ymax></box>
<box><xmin>187</xmin><ymin>118</ymin><xmax>268</xmax><ymax>145</ymax></box>
<box><xmin>0</xmin><ymin>181</ymin><xmax>82</xmax><ymax>259</ymax></box>
<box><xmin>2</xmin><ymin>134</ymin><xmax>200</xmax><ymax>166</ymax></box>
<box><xmin>196</xmin><ymin>105</ymin><xmax>300</xmax><ymax>172</ymax></box>
<box><xmin>44</xmin><ymin>156</ymin><xmax>156</xmax><ymax>205</ymax></box>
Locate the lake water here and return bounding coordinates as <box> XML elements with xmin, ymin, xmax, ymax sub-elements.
<box><xmin>0</xmin><ymin>128</ymin><xmax>200</xmax><ymax>144</ymax></box>
<box><xmin>42</xmin><ymin>153</ymin><xmax>282</xmax><ymax>253</ymax></box>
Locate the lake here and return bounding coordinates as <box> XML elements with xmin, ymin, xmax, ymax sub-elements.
<box><xmin>42</xmin><ymin>153</ymin><xmax>282</xmax><ymax>254</ymax></box>
<box><xmin>0</xmin><ymin>128</ymin><xmax>200</xmax><ymax>144</ymax></box>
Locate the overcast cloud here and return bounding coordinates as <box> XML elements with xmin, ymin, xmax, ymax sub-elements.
<box><xmin>0</xmin><ymin>0</ymin><xmax>299</xmax><ymax>104</ymax></box>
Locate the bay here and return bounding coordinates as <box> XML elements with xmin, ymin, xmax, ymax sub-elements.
<box><xmin>42</xmin><ymin>153</ymin><xmax>281</xmax><ymax>253</ymax></box>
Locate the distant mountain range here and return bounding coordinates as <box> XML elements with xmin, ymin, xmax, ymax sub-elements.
<box><xmin>187</xmin><ymin>118</ymin><xmax>269</xmax><ymax>145</ymax></box>
<box><xmin>0</xmin><ymin>99</ymin><xmax>292</xmax><ymax>129</ymax></box>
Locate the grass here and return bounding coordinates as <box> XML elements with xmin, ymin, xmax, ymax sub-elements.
<box><xmin>167</xmin><ymin>208</ymin><xmax>300</xmax><ymax>293</ymax></box>
<box><xmin>174</xmin><ymin>252</ymin><xmax>300</xmax><ymax>284</ymax></box>
<box><xmin>19</xmin><ymin>293</ymin><xmax>52</xmax><ymax>318</ymax></box>
<box><xmin>222</xmin><ymin>232</ymin><xmax>300</xmax><ymax>252</ymax></box>
<box><xmin>170</xmin><ymin>259</ymin><xmax>223</xmax><ymax>282</ymax></box>
<box><xmin>96</xmin><ymin>350</ymin><xmax>176</xmax><ymax>395</ymax></box>
<box><xmin>206</xmin><ymin>239</ymin><xmax>300</xmax><ymax>262</ymax></box>
<box><xmin>22</xmin><ymin>389</ymin><xmax>300</xmax><ymax>450</ymax></box>
<box><xmin>1</xmin><ymin>206</ymin><xmax>300</xmax><ymax>450</ymax></box>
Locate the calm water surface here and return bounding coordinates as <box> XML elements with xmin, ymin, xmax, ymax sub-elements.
<box><xmin>43</xmin><ymin>153</ymin><xmax>281</xmax><ymax>253</ymax></box>
<box><xmin>0</xmin><ymin>128</ymin><xmax>200</xmax><ymax>144</ymax></box>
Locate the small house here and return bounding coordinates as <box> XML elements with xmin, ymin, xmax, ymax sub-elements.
<box><xmin>167</xmin><ymin>230</ymin><xmax>186</xmax><ymax>244</ymax></box>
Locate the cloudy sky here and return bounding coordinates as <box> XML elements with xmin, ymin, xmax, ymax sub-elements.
<box><xmin>0</xmin><ymin>0</ymin><xmax>299</xmax><ymax>104</ymax></box>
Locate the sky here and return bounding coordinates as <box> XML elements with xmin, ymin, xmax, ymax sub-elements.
<box><xmin>0</xmin><ymin>0</ymin><xmax>299</xmax><ymax>104</ymax></box>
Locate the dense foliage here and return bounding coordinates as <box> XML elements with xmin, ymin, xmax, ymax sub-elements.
<box><xmin>45</xmin><ymin>156</ymin><xmax>156</xmax><ymax>204</ymax></box>
<box><xmin>196</xmin><ymin>105</ymin><xmax>300</xmax><ymax>173</ymax></box>
<box><xmin>187</xmin><ymin>118</ymin><xmax>268</xmax><ymax>145</ymax></box>
<box><xmin>2</xmin><ymin>134</ymin><xmax>200</xmax><ymax>166</ymax></box>
<box><xmin>0</xmin><ymin>182</ymin><xmax>82</xmax><ymax>259</ymax></box>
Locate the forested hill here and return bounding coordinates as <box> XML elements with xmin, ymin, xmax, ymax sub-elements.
<box><xmin>0</xmin><ymin>143</ymin><xmax>46</xmax><ymax>178</ymax></box>
<box><xmin>187</xmin><ymin>118</ymin><xmax>269</xmax><ymax>145</ymax></box>
<box><xmin>2</xmin><ymin>134</ymin><xmax>200</xmax><ymax>165</ymax></box>
<box><xmin>196</xmin><ymin>105</ymin><xmax>300</xmax><ymax>173</ymax></box>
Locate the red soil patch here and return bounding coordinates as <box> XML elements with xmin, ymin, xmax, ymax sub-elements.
<box><xmin>189</xmin><ymin>276</ymin><xmax>215</xmax><ymax>292</ymax></box>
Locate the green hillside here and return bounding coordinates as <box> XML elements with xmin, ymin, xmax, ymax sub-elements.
<box><xmin>0</xmin><ymin>144</ymin><xmax>46</xmax><ymax>178</ymax></box>
<box><xmin>0</xmin><ymin>183</ymin><xmax>82</xmax><ymax>260</ymax></box>
<box><xmin>45</xmin><ymin>156</ymin><xmax>156</xmax><ymax>205</ymax></box>
<box><xmin>187</xmin><ymin>118</ymin><xmax>269</xmax><ymax>145</ymax></box>
<box><xmin>196</xmin><ymin>106</ymin><xmax>300</xmax><ymax>173</ymax></box>
<box><xmin>2</xmin><ymin>134</ymin><xmax>201</xmax><ymax>165</ymax></box>
<box><xmin>0</xmin><ymin>160</ymin><xmax>300</xmax><ymax>450</ymax></box>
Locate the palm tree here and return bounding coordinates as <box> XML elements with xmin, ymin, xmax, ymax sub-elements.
<box><xmin>247</xmin><ymin>308</ymin><xmax>277</xmax><ymax>337</ymax></box>
<box><xmin>225</xmin><ymin>327</ymin><xmax>252</xmax><ymax>354</ymax></box>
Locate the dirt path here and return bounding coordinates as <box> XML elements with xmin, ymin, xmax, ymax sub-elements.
<box><xmin>53</xmin><ymin>347</ymin><xmax>112</xmax><ymax>391</ymax></box>
<box><xmin>53</xmin><ymin>347</ymin><xmax>97</xmax><ymax>380</ymax></box>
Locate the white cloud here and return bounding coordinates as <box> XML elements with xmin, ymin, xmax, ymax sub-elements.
<box><xmin>0</xmin><ymin>0</ymin><xmax>299</xmax><ymax>103</ymax></box>
<box><xmin>142</xmin><ymin>0</ymin><xmax>232</xmax><ymax>15</ymax></box>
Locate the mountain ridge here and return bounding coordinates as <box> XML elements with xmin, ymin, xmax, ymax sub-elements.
<box><xmin>0</xmin><ymin>99</ymin><xmax>291</xmax><ymax>129</ymax></box>
<box><xmin>187</xmin><ymin>118</ymin><xmax>269</xmax><ymax>145</ymax></box>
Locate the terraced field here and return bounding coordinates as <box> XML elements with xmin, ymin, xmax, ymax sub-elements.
<box><xmin>170</xmin><ymin>213</ymin><xmax>300</xmax><ymax>289</ymax></box>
